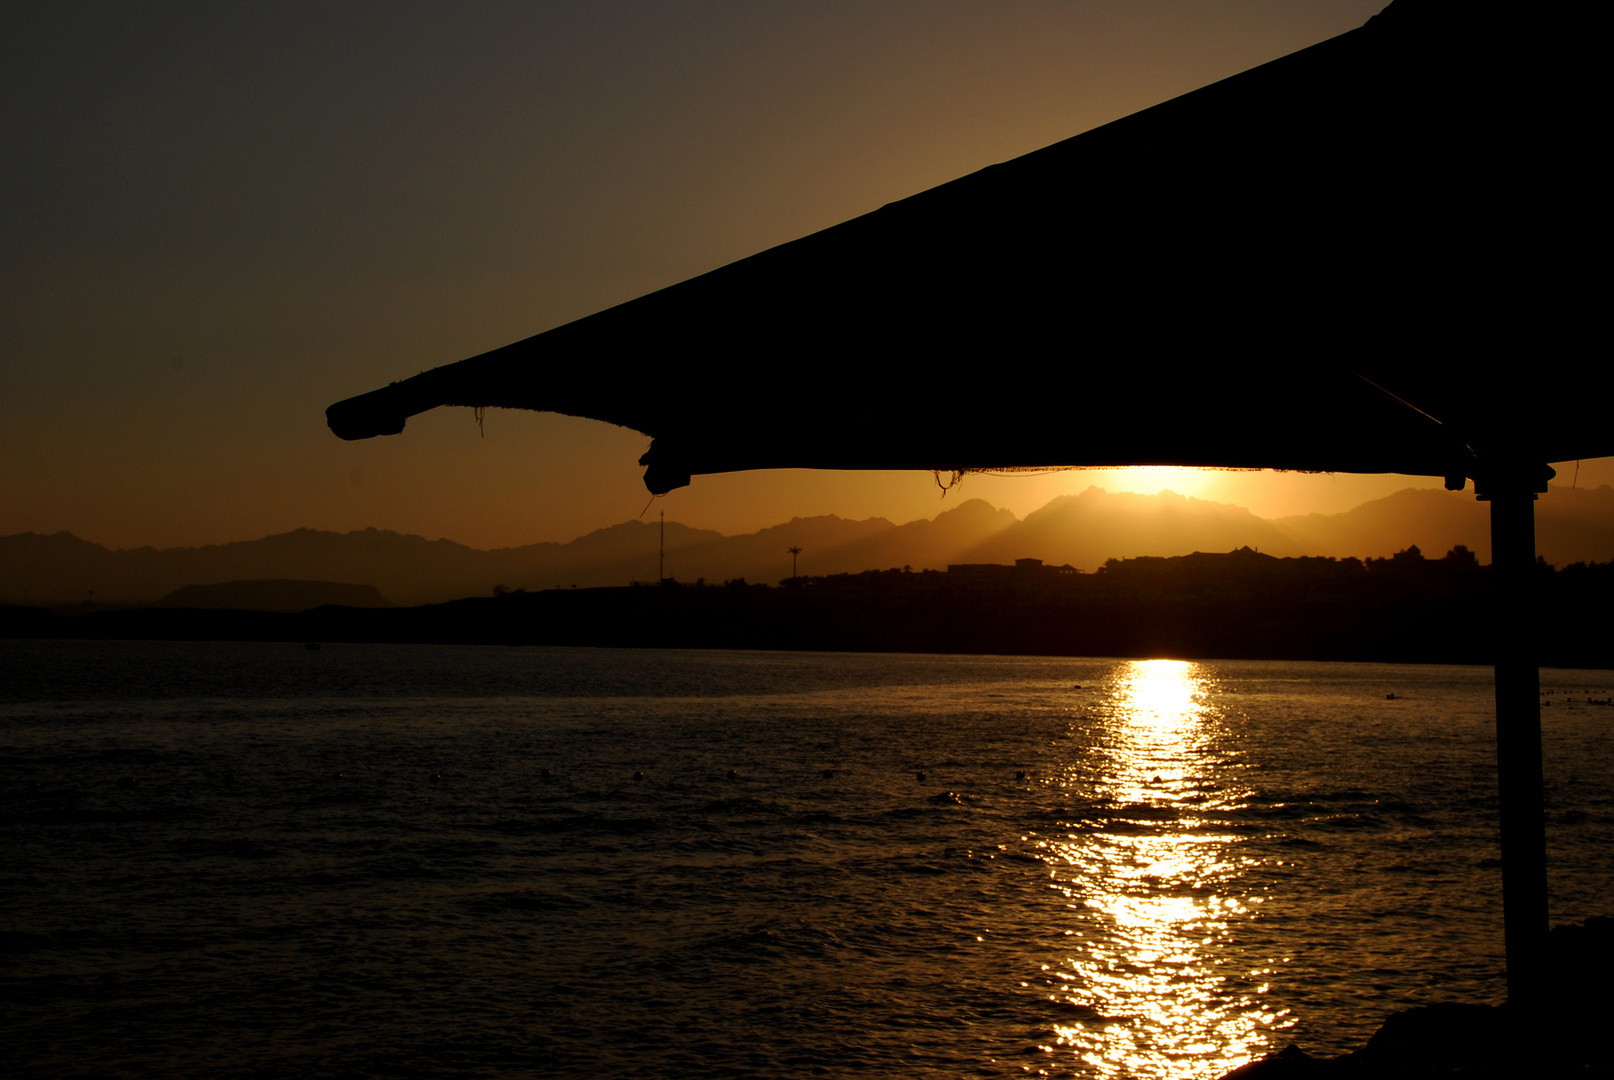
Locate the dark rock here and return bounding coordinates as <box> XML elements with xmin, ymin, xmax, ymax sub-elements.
<box><xmin>1357</xmin><ymin>1002</ymin><xmax>1502</xmax><ymax>1071</ymax></box>
<box><xmin>1215</xmin><ymin>917</ymin><xmax>1614</xmax><ymax>1078</ymax></box>
<box><xmin>1218</xmin><ymin>1043</ymin><xmax>1319</xmax><ymax>1079</ymax></box>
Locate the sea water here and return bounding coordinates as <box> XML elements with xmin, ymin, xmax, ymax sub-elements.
<box><xmin>3</xmin><ymin>641</ymin><xmax>1611</xmax><ymax>1078</ymax></box>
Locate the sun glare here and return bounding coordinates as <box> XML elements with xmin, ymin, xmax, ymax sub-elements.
<box><xmin>1063</xmin><ymin>467</ymin><xmax>1226</xmax><ymax>502</ymax></box>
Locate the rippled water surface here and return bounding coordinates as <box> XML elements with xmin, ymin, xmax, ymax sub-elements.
<box><xmin>4</xmin><ymin>642</ymin><xmax>1612</xmax><ymax>1078</ymax></box>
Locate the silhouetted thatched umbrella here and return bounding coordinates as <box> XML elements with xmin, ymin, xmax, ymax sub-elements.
<box><xmin>328</xmin><ymin>0</ymin><xmax>1611</xmax><ymax>1014</ymax></box>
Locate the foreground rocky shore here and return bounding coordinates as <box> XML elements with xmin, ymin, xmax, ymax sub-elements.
<box><xmin>1223</xmin><ymin>919</ymin><xmax>1613</xmax><ymax>1078</ymax></box>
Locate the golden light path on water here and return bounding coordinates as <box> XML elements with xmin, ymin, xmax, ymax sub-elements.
<box><xmin>1038</xmin><ymin>660</ymin><xmax>1287</xmax><ymax>1079</ymax></box>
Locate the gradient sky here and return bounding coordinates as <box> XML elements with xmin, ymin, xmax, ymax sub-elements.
<box><xmin>5</xmin><ymin>1</ymin><xmax>1608</xmax><ymax>551</ymax></box>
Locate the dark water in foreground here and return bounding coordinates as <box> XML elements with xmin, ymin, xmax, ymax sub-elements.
<box><xmin>3</xmin><ymin>642</ymin><xmax>1612</xmax><ymax>1079</ymax></box>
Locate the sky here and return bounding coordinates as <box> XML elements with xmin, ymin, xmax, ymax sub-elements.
<box><xmin>5</xmin><ymin>1</ymin><xmax>1609</xmax><ymax>552</ymax></box>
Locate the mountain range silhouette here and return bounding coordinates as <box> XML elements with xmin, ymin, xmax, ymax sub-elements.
<box><xmin>5</xmin><ymin>484</ymin><xmax>1611</xmax><ymax>609</ymax></box>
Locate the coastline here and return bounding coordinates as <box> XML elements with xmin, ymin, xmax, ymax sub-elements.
<box><xmin>5</xmin><ymin>572</ymin><xmax>1611</xmax><ymax>669</ymax></box>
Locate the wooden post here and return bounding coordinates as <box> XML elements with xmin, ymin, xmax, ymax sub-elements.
<box><xmin>1478</xmin><ymin>465</ymin><xmax>1549</xmax><ymax>1015</ymax></box>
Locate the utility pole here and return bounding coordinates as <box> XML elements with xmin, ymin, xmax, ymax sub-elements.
<box><xmin>660</xmin><ymin>511</ymin><xmax>666</xmax><ymax>583</ymax></box>
<box><xmin>787</xmin><ymin>545</ymin><xmax>802</xmax><ymax>580</ymax></box>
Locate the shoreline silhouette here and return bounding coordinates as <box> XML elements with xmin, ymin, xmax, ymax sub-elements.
<box><xmin>6</xmin><ymin>548</ymin><xmax>1611</xmax><ymax>669</ymax></box>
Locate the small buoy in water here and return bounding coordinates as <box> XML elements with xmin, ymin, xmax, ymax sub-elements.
<box><xmin>333</xmin><ymin>771</ymin><xmax>343</xmax><ymax>781</ymax></box>
<box><xmin>1152</xmin><ymin>775</ymin><xmax>1163</xmax><ymax>783</ymax></box>
<box><xmin>116</xmin><ymin>776</ymin><xmax>137</xmax><ymax>789</ymax></box>
<box><xmin>916</xmin><ymin>770</ymin><xmax>927</xmax><ymax>782</ymax></box>
<box><xmin>539</xmin><ymin>768</ymin><xmax>553</xmax><ymax>778</ymax></box>
<box><xmin>1016</xmin><ymin>770</ymin><xmax>1027</xmax><ymax>780</ymax></box>
<box><xmin>727</xmin><ymin>769</ymin><xmax>738</xmax><ymax>780</ymax></box>
<box><xmin>633</xmin><ymin>771</ymin><xmax>645</xmax><ymax>782</ymax></box>
<box><xmin>821</xmin><ymin>769</ymin><xmax>835</xmax><ymax>779</ymax></box>
<box><xmin>224</xmin><ymin>773</ymin><xmax>236</xmax><ymax>786</ymax></box>
<box><xmin>429</xmin><ymin>772</ymin><xmax>441</xmax><ymax>783</ymax></box>
<box><xmin>1072</xmin><ymin>684</ymin><xmax>1083</xmax><ymax>690</ymax></box>
<box><xmin>1385</xmin><ymin>693</ymin><xmax>1398</xmax><ymax>700</ymax></box>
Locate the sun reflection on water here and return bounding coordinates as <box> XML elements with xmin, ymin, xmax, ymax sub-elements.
<box><xmin>1039</xmin><ymin>660</ymin><xmax>1284</xmax><ymax>1078</ymax></box>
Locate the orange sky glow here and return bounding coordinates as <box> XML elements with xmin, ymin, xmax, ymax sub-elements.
<box><xmin>3</xmin><ymin>1</ymin><xmax>1609</xmax><ymax>551</ymax></box>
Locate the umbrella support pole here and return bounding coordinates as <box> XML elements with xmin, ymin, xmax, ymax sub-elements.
<box><xmin>1482</xmin><ymin>477</ymin><xmax>1548</xmax><ymax>1019</ymax></box>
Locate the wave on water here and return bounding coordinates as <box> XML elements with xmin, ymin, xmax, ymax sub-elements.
<box><xmin>3</xmin><ymin>642</ymin><xmax>1612</xmax><ymax>1078</ymax></box>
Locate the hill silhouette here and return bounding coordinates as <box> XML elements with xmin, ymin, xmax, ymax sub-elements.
<box><xmin>3</xmin><ymin>484</ymin><xmax>1610</xmax><ymax>608</ymax></box>
<box><xmin>969</xmin><ymin>488</ymin><xmax>1294</xmax><ymax>566</ymax></box>
<box><xmin>154</xmin><ymin>580</ymin><xmax>393</xmax><ymax>613</ymax></box>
